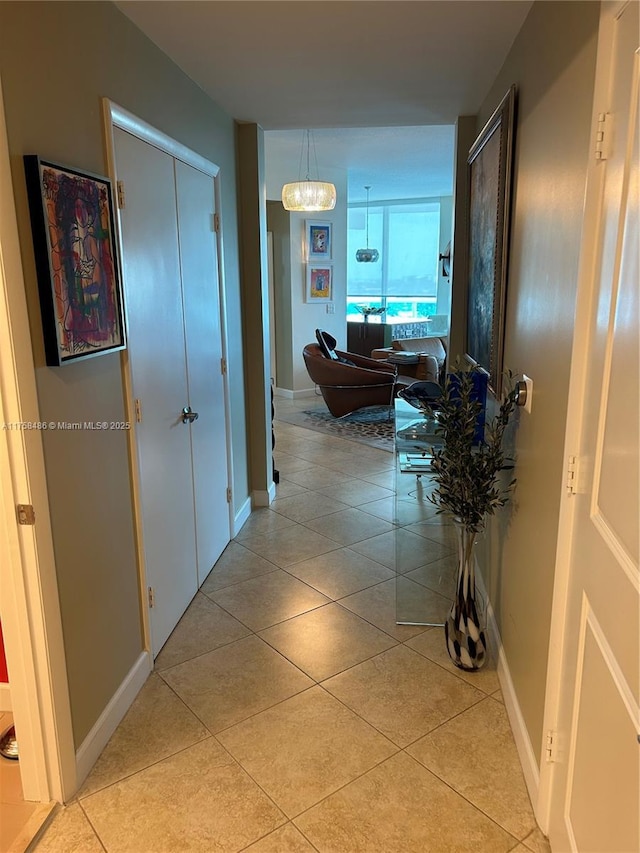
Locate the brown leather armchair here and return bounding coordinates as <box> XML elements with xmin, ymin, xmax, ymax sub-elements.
<box><xmin>303</xmin><ymin>331</ymin><xmax>397</xmax><ymax>418</ymax></box>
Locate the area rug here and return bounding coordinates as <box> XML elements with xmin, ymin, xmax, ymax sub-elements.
<box><xmin>276</xmin><ymin>405</ymin><xmax>395</xmax><ymax>452</ymax></box>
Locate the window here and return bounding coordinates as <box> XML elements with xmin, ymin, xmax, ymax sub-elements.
<box><xmin>347</xmin><ymin>200</ymin><xmax>440</xmax><ymax>322</ymax></box>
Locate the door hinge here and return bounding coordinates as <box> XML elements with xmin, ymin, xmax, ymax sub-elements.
<box><xmin>117</xmin><ymin>180</ymin><xmax>126</xmax><ymax>209</ymax></box>
<box><xmin>220</xmin><ymin>357</ymin><xmax>227</xmax><ymax>376</ymax></box>
<box><xmin>213</xmin><ymin>213</ymin><xmax>220</xmax><ymax>232</ymax></box>
<box><xmin>16</xmin><ymin>504</ymin><xmax>36</xmax><ymax>525</ymax></box>
<box><xmin>226</xmin><ymin>487</ymin><xmax>232</xmax><ymax>503</ymax></box>
<box><xmin>134</xmin><ymin>398</ymin><xmax>142</xmax><ymax>423</ymax></box>
<box><xmin>545</xmin><ymin>730</ymin><xmax>557</xmax><ymax>763</ymax></box>
<box><xmin>595</xmin><ymin>112</ymin><xmax>610</xmax><ymax>161</ymax></box>
<box><xmin>566</xmin><ymin>454</ymin><xmax>579</xmax><ymax>495</ymax></box>
<box><xmin>148</xmin><ymin>586</ymin><xmax>155</xmax><ymax>608</ymax></box>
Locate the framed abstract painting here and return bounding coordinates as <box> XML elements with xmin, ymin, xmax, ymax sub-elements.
<box><xmin>305</xmin><ymin>264</ymin><xmax>333</xmax><ymax>303</ymax></box>
<box><xmin>306</xmin><ymin>220</ymin><xmax>332</xmax><ymax>260</ymax></box>
<box><xmin>23</xmin><ymin>156</ymin><xmax>126</xmax><ymax>366</ymax></box>
<box><xmin>465</xmin><ymin>85</ymin><xmax>516</xmax><ymax>396</ymax></box>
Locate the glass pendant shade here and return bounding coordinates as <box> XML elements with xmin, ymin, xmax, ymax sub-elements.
<box><xmin>281</xmin><ymin>130</ymin><xmax>337</xmax><ymax>212</ymax></box>
<box><xmin>281</xmin><ymin>180</ymin><xmax>336</xmax><ymax>212</ymax></box>
<box><xmin>356</xmin><ymin>185</ymin><xmax>379</xmax><ymax>263</ymax></box>
<box><xmin>355</xmin><ymin>247</ymin><xmax>379</xmax><ymax>262</ymax></box>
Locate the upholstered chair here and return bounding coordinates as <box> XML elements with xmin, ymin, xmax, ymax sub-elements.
<box><xmin>303</xmin><ymin>331</ymin><xmax>397</xmax><ymax>418</ymax></box>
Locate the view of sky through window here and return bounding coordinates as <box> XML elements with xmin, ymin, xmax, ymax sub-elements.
<box><xmin>347</xmin><ymin>200</ymin><xmax>440</xmax><ymax>321</ymax></box>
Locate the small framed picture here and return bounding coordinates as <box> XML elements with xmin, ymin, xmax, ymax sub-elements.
<box><xmin>306</xmin><ymin>264</ymin><xmax>333</xmax><ymax>303</ymax></box>
<box><xmin>306</xmin><ymin>220</ymin><xmax>332</xmax><ymax>260</ymax></box>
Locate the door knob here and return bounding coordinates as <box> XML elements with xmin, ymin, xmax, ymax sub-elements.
<box><xmin>181</xmin><ymin>406</ymin><xmax>199</xmax><ymax>424</ymax></box>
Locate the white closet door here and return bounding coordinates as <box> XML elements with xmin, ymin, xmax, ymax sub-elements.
<box><xmin>175</xmin><ymin>160</ymin><xmax>230</xmax><ymax>585</ymax></box>
<box><xmin>113</xmin><ymin>128</ymin><xmax>197</xmax><ymax>654</ymax></box>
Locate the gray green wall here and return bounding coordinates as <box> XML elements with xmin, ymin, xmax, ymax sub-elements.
<box><xmin>476</xmin><ymin>1</ymin><xmax>600</xmax><ymax>759</ymax></box>
<box><xmin>0</xmin><ymin>1</ymin><xmax>247</xmax><ymax>746</ymax></box>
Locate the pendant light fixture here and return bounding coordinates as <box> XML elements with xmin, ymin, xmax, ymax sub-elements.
<box><xmin>281</xmin><ymin>130</ymin><xmax>336</xmax><ymax>212</ymax></box>
<box><xmin>355</xmin><ymin>186</ymin><xmax>379</xmax><ymax>262</ymax></box>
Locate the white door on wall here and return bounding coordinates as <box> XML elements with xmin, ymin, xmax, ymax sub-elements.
<box><xmin>113</xmin><ymin>127</ymin><xmax>230</xmax><ymax>654</ymax></box>
<box><xmin>548</xmin><ymin>3</ymin><xmax>639</xmax><ymax>850</ymax></box>
<box><xmin>175</xmin><ymin>159</ymin><xmax>229</xmax><ymax>586</ymax></box>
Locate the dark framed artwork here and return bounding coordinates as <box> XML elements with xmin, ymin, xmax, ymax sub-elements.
<box><xmin>23</xmin><ymin>156</ymin><xmax>125</xmax><ymax>366</ymax></box>
<box><xmin>466</xmin><ymin>85</ymin><xmax>516</xmax><ymax>396</ymax></box>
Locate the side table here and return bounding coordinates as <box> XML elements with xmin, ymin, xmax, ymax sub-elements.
<box><xmin>394</xmin><ymin>398</ymin><xmax>457</xmax><ymax>627</ymax></box>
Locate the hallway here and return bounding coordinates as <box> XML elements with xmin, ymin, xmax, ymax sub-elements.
<box><xmin>32</xmin><ymin>398</ymin><xmax>550</xmax><ymax>852</ymax></box>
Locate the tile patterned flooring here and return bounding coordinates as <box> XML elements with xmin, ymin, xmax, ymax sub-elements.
<box><xmin>30</xmin><ymin>397</ymin><xmax>551</xmax><ymax>852</ymax></box>
<box><xmin>0</xmin><ymin>712</ymin><xmax>54</xmax><ymax>853</ymax></box>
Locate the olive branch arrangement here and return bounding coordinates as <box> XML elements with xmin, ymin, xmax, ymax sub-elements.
<box><xmin>427</xmin><ymin>369</ymin><xmax>518</xmax><ymax>534</ymax></box>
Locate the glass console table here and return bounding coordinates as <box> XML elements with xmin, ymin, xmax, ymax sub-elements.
<box><xmin>394</xmin><ymin>398</ymin><xmax>458</xmax><ymax>626</ymax></box>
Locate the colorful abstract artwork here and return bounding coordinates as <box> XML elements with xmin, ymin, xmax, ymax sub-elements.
<box><xmin>306</xmin><ymin>220</ymin><xmax>332</xmax><ymax>260</ymax></box>
<box><xmin>24</xmin><ymin>156</ymin><xmax>125</xmax><ymax>365</ymax></box>
<box><xmin>306</xmin><ymin>264</ymin><xmax>333</xmax><ymax>303</ymax></box>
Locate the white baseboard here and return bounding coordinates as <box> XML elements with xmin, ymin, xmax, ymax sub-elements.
<box><xmin>252</xmin><ymin>482</ymin><xmax>276</xmax><ymax>508</ymax></box>
<box><xmin>273</xmin><ymin>387</ymin><xmax>294</xmax><ymax>399</ymax></box>
<box><xmin>274</xmin><ymin>386</ymin><xmax>318</xmax><ymax>400</ymax></box>
<box><xmin>483</xmin><ymin>595</ymin><xmax>542</xmax><ymax>822</ymax></box>
<box><xmin>233</xmin><ymin>497</ymin><xmax>252</xmax><ymax>537</ymax></box>
<box><xmin>75</xmin><ymin>651</ymin><xmax>151</xmax><ymax>790</ymax></box>
<box><xmin>0</xmin><ymin>682</ymin><xmax>11</xmax><ymax>712</ymax></box>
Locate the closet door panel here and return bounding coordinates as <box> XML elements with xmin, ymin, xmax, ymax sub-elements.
<box><xmin>175</xmin><ymin>160</ymin><xmax>230</xmax><ymax>586</ymax></box>
<box><xmin>114</xmin><ymin>128</ymin><xmax>197</xmax><ymax>654</ymax></box>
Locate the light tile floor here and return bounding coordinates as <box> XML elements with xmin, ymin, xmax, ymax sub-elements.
<box><xmin>32</xmin><ymin>396</ymin><xmax>551</xmax><ymax>853</ymax></box>
<box><xmin>0</xmin><ymin>712</ymin><xmax>54</xmax><ymax>853</ymax></box>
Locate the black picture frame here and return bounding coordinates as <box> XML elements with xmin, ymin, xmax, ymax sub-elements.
<box><xmin>465</xmin><ymin>85</ymin><xmax>516</xmax><ymax>396</ymax></box>
<box><xmin>23</xmin><ymin>155</ymin><xmax>126</xmax><ymax>366</ymax></box>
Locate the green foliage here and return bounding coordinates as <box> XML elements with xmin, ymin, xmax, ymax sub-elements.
<box><xmin>427</xmin><ymin>370</ymin><xmax>517</xmax><ymax>533</ymax></box>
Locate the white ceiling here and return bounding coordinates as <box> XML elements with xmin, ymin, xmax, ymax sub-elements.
<box><xmin>264</xmin><ymin>125</ymin><xmax>457</xmax><ymax>202</ymax></box>
<box><xmin>116</xmin><ymin>0</ymin><xmax>533</xmax><ymax>202</ymax></box>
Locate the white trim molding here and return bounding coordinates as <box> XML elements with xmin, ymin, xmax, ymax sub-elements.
<box><xmin>233</xmin><ymin>497</ymin><xmax>252</xmax><ymax>538</ymax></box>
<box><xmin>104</xmin><ymin>102</ymin><xmax>219</xmax><ymax>178</ymax></box>
<box><xmin>486</xmin><ymin>602</ymin><xmax>541</xmax><ymax>805</ymax></box>
<box><xmin>0</xmin><ymin>73</ymin><xmax>76</xmax><ymax>803</ymax></box>
<box><xmin>251</xmin><ymin>483</ymin><xmax>276</xmax><ymax>508</ymax></box>
<box><xmin>478</xmin><ymin>572</ymin><xmax>543</xmax><ymax>827</ymax></box>
<box><xmin>273</xmin><ymin>387</ymin><xmax>295</xmax><ymax>400</ymax></box>
<box><xmin>293</xmin><ymin>388</ymin><xmax>320</xmax><ymax>400</ymax></box>
<box><xmin>274</xmin><ymin>387</ymin><xmax>319</xmax><ymax>400</ymax></box>
<box><xmin>75</xmin><ymin>651</ymin><xmax>151</xmax><ymax>788</ymax></box>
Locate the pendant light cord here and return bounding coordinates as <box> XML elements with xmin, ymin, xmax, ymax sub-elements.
<box><xmin>296</xmin><ymin>129</ymin><xmax>326</xmax><ymax>183</ymax></box>
<box><xmin>365</xmin><ymin>185</ymin><xmax>371</xmax><ymax>249</ymax></box>
<box><xmin>297</xmin><ymin>129</ymin><xmax>306</xmax><ymax>181</ymax></box>
<box><xmin>299</xmin><ymin>129</ymin><xmax>317</xmax><ymax>182</ymax></box>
